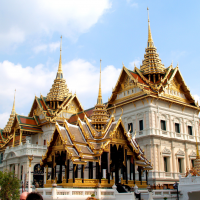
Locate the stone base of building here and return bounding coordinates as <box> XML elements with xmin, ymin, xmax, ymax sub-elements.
<box><xmin>44</xmin><ymin>178</ymin><xmax>147</xmax><ymax>189</ymax></box>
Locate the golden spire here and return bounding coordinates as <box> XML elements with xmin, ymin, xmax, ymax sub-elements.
<box><xmin>140</xmin><ymin>8</ymin><xmax>165</xmax><ymax>76</ymax></box>
<box><xmin>4</xmin><ymin>89</ymin><xmax>16</xmax><ymax>133</ymax></box>
<box><xmin>46</xmin><ymin>36</ymin><xmax>69</xmax><ymax>102</ymax></box>
<box><xmin>56</xmin><ymin>35</ymin><xmax>63</xmax><ymax>79</ymax></box>
<box><xmin>11</xmin><ymin>89</ymin><xmax>16</xmax><ymax>115</ymax></box>
<box><xmin>97</xmin><ymin>59</ymin><xmax>102</xmax><ymax>105</ymax></box>
<box><xmin>91</xmin><ymin>59</ymin><xmax>109</xmax><ymax>130</ymax></box>
<box><xmin>147</xmin><ymin>7</ymin><xmax>154</xmax><ymax>48</ymax></box>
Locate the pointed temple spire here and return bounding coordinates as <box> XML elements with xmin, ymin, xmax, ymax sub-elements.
<box><xmin>97</xmin><ymin>59</ymin><xmax>102</xmax><ymax>105</ymax></box>
<box><xmin>56</xmin><ymin>35</ymin><xmax>63</xmax><ymax>79</ymax></box>
<box><xmin>91</xmin><ymin>59</ymin><xmax>109</xmax><ymax>130</ymax></box>
<box><xmin>147</xmin><ymin>7</ymin><xmax>154</xmax><ymax>48</ymax></box>
<box><xmin>4</xmin><ymin>90</ymin><xmax>16</xmax><ymax>133</ymax></box>
<box><xmin>11</xmin><ymin>89</ymin><xmax>16</xmax><ymax>115</ymax></box>
<box><xmin>46</xmin><ymin>36</ymin><xmax>69</xmax><ymax>104</ymax></box>
<box><xmin>140</xmin><ymin>8</ymin><xmax>165</xmax><ymax>80</ymax></box>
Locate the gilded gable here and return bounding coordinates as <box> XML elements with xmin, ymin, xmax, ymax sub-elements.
<box><xmin>67</xmin><ymin>100</ymin><xmax>81</xmax><ymax>114</ymax></box>
<box><xmin>110</xmin><ymin>127</ymin><xmax>126</xmax><ymax>140</ymax></box>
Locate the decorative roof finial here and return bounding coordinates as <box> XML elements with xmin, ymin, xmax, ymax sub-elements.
<box><xmin>147</xmin><ymin>7</ymin><xmax>154</xmax><ymax>48</ymax></box>
<box><xmin>56</xmin><ymin>35</ymin><xmax>63</xmax><ymax>79</ymax></box>
<box><xmin>11</xmin><ymin>89</ymin><xmax>16</xmax><ymax>115</ymax></box>
<box><xmin>97</xmin><ymin>59</ymin><xmax>103</xmax><ymax>105</ymax></box>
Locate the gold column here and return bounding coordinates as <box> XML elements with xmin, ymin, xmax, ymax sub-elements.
<box><xmin>19</xmin><ymin>130</ymin><xmax>22</xmax><ymax>145</ymax></box>
<box><xmin>13</xmin><ymin>128</ymin><xmax>16</xmax><ymax>147</ymax></box>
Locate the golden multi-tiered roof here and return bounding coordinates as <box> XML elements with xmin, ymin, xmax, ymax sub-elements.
<box><xmin>90</xmin><ymin>60</ymin><xmax>109</xmax><ymax>130</ymax></box>
<box><xmin>46</xmin><ymin>36</ymin><xmax>69</xmax><ymax>103</ymax></box>
<box><xmin>140</xmin><ymin>8</ymin><xmax>165</xmax><ymax>81</ymax></box>
<box><xmin>4</xmin><ymin>91</ymin><xmax>16</xmax><ymax>133</ymax></box>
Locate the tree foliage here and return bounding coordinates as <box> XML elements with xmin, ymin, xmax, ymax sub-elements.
<box><xmin>0</xmin><ymin>170</ymin><xmax>20</xmax><ymax>200</ymax></box>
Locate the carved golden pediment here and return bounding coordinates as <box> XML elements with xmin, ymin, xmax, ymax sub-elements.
<box><xmin>111</xmin><ymin>128</ymin><xmax>126</xmax><ymax>140</ymax></box>
<box><xmin>55</xmin><ymin>135</ymin><xmax>63</xmax><ymax>146</ymax></box>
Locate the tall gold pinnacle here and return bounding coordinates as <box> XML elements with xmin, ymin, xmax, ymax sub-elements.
<box><xmin>56</xmin><ymin>35</ymin><xmax>63</xmax><ymax>79</ymax></box>
<box><xmin>11</xmin><ymin>89</ymin><xmax>16</xmax><ymax>115</ymax></box>
<box><xmin>91</xmin><ymin>59</ymin><xmax>109</xmax><ymax>129</ymax></box>
<box><xmin>147</xmin><ymin>7</ymin><xmax>154</xmax><ymax>48</ymax></box>
<box><xmin>97</xmin><ymin>59</ymin><xmax>102</xmax><ymax>105</ymax></box>
<box><xmin>140</xmin><ymin>8</ymin><xmax>165</xmax><ymax>76</ymax></box>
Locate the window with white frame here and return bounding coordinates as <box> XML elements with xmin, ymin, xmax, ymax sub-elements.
<box><xmin>161</xmin><ymin>120</ymin><xmax>166</xmax><ymax>131</ymax></box>
<box><xmin>191</xmin><ymin>159</ymin><xmax>195</xmax><ymax>168</ymax></box>
<box><xmin>175</xmin><ymin>123</ymin><xmax>180</xmax><ymax>133</ymax></box>
<box><xmin>163</xmin><ymin>157</ymin><xmax>170</xmax><ymax>172</ymax></box>
<box><xmin>139</xmin><ymin>120</ymin><xmax>143</xmax><ymax>131</ymax></box>
<box><xmin>188</xmin><ymin>126</ymin><xmax>192</xmax><ymax>135</ymax></box>
<box><xmin>178</xmin><ymin>158</ymin><xmax>184</xmax><ymax>173</ymax></box>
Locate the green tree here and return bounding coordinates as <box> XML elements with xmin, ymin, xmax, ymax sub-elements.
<box><xmin>0</xmin><ymin>170</ymin><xmax>20</xmax><ymax>200</ymax></box>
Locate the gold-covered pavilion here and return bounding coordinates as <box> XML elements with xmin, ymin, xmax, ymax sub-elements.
<box><xmin>40</xmin><ymin>60</ymin><xmax>152</xmax><ymax>188</ymax></box>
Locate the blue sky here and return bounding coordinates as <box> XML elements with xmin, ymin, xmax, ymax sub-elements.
<box><xmin>0</xmin><ymin>0</ymin><xmax>200</xmax><ymax>128</ymax></box>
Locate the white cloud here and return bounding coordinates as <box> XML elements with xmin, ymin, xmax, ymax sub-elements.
<box><xmin>49</xmin><ymin>42</ymin><xmax>60</xmax><ymax>52</ymax></box>
<box><xmin>63</xmin><ymin>59</ymin><xmax>120</xmax><ymax>95</ymax></box>
<box><xmin>130</xmin><ymin>3</ymin><xmax>138</xmax><ymax>7</ymax></box>
<box><xmin>0</xmin><ymin>0</ymin><xmax>112</xmax><ymax>49</ymax></box>
<box><xmin>0</xmin><ymin>59</ymin><xmax>120</xmax><ymax>128</ymax></box>
<box><xmin>129</xmin><ymin>58</ymin><xmax>141</xmax><ymax>68</ymax></box>
<box><xmin>194</xmin><ymin>94</ymin><xmax>200</xmax><ymax>104</ymax></box>
<box><xmin>33</xmin><ymin>44</ymin><xmax>48</xmax><ymax>54</ymax></box>
<box><xmin>126</xmin><ymin>0</ymin><xmax>138</xmax><ymax>7</ymax></box>
<box><xmin>33</xmin><ymin>42</ymin><xmax>60</xmax><ymax>53</ymax></box>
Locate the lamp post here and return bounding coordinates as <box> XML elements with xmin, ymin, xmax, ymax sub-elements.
<box><xmin>173</xmin><ymin>182</ymin><xmax>179</xmax><ymax>200</ymax></box>
<box><xmin>28</xmin><ymin>155</ymin><xmax>34</xmax><ymax>193</ymax></box>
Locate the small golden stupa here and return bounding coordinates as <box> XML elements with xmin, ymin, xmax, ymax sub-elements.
<box><xmin>4</xmin><ymin>90</ymin><xmax>16</xmax><ymax>133</ymax></box>
<box><xmin>90</xmin><ymin>59</ymin><xmax>109</xmax><ymax>131</ymax></box>
<box><xmin>46</xmin><ymin>36</ymin><xmax>69</xmax><ymax>109</ymax></box>
<box><xmin>140</xmin><ymin>7</ymin><xmax>165</xmax><ymax>83</ymax></box>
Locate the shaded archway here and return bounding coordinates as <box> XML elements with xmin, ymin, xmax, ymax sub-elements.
<box><xmin>33</xmin><ymin>164</ymin><xmax>44</xmax><ymax>187</ymax></box>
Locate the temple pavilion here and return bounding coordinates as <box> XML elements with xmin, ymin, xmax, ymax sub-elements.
<box><xmin>40</xmin><ymin>61</ymin><xmax>152</xmax><ymax>188</ymax></box>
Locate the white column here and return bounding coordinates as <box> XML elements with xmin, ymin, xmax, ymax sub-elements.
<box><xmin>28</xmin><ymin>166</ymin><xmax>32</xmax><ymax>192</ymax></box>
<box><xmin>153</xmin><ymin>145</ymin><xmax>157</xmax><ymax>171</ymax></box>
<box><xmin>157</xmin><ymin>145</ymin><xmax>160</xmax><ymax>172</ymax></box>
<box><xmin>171</xmin><ymin>144</ymin><xmax>176</xmax><ymax>178</ymax></box>
<box><xmin>144</xmin><ymin>112</ymin><xmax>146</xmax><ymax>129</ymax></box>
<box><xmin>136</xmin><ymin>115</ymin><xmax>138</xmax><ymax>131</ymax></box>
<box><xmin>15</xmin><ymin>164</ymin><xmax>18</xmax><ymax>177</ymax></box>
<box><xmin>185</xmin><ymin>146</ymin><xmax>189</xmax><ymax>170</ymax></box>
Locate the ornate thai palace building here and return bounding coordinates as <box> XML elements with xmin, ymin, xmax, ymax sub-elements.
<box><xmin>105</xmin><ymin>13</ymin><xmax>200</xmax><ymax>187</ymax></box>
<box><xmin>0</xmin><ymin>37</ymin><xmax>152</xmax><ymax>188</ymax></box>
<box><xmin>0</xmin><ymin>11</ymin><xmax>199</xmax><ymax>189</ymax></box>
